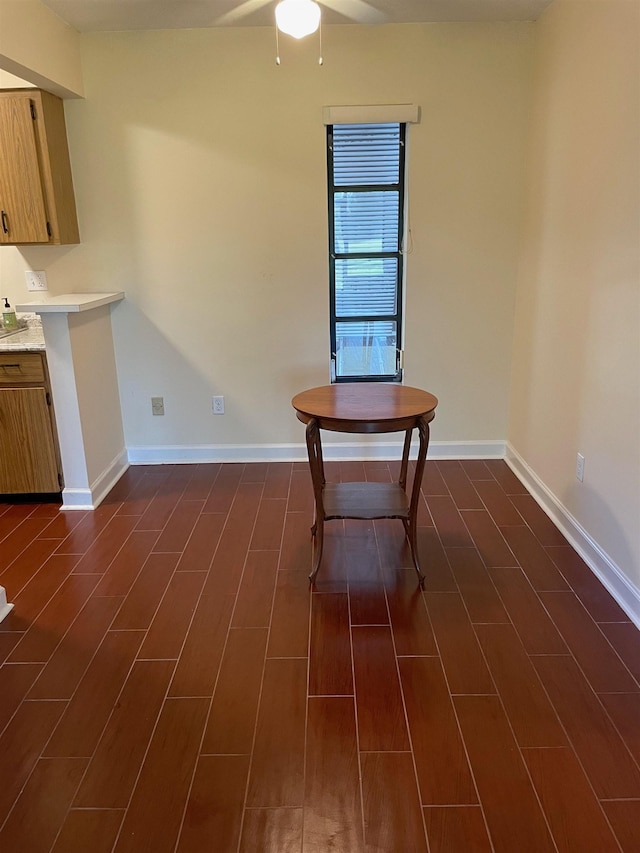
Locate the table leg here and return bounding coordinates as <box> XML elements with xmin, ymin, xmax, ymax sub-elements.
<box><xmin>399</xmin><ymin>428</ymin><xmax>412</xmax><ymax>492</ymax></box>
<box><xmin>305</xmin><ymin>419</ymin><xmax>325</xmax><ymax>583</ymax></box>
<box><xmin>405</xmin><ymin>416</ymin><xmax>432</xmax><ymax>588</ymax></box>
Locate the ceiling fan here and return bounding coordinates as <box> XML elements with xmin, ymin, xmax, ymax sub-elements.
<box><xmin>215</xmin><ymin>0</ymin><xmax>387</xmax><ymax>33</ymax></box>
<box><xmin>216</xmin><ymin>0</ymin><xmax>386</xmax><ymax>64</ymax></box>
<box><xmin>213</xmin><ymin>0</ymin><xmax>387</xmax><ymax>68</ymax></box>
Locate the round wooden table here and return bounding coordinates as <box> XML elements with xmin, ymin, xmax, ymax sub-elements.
<box><xmin>292</xmin><ymin>383</ymin><xmax>438</xmax><ymax>586</ymax></box>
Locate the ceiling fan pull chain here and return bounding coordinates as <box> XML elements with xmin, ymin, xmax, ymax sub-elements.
<box><xmin>318</xmin><ymin>16</ymin><xmax>323</xmax><ymax>65</ymax></box>
<box><xmin>275</xmin><ymin>19</ymin><xmax>281</xmax><ymax>65</ymax></box>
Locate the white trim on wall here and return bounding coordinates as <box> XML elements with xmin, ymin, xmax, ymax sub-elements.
<box><xmin>506</xmin><ymin>444</ymin><xmax>640</xmax><ymax>629</ymax></box>
<box><xmin>126</xmin><ymin>439</ymin><xmax>506</xmax><ymax>465</ymax></box>
<box><xmin>61</xmin><ymin>449</ymin><xmax>129</xmax><ymax>511</ymax></box>
<box><xmin>322</xmin><ymin>104</ymin><xmax>420</xmax><ymax>125</ymax></box>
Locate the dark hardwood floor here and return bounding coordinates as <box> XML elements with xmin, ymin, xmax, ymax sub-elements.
<box><xmin>0</xmin><ymin>458</ymin><xmax>638</xmax><ymax>852</ymax></box>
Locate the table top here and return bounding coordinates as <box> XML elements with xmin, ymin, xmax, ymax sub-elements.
<box><xmin>292</xmin><ymin>383</ymin><xmax>438</xmax><ymax>434</ymax></box>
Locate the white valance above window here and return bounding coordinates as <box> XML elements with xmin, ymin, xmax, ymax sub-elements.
<box><xmin>322</xmin><ymin>104</ymin><xmax>420</xmax><ymax>125</ymax></box>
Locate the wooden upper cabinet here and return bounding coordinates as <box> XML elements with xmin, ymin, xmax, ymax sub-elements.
<box><xmin>0</xmin><ymin>89</ymin><xmax>79</xmax><ymax>245</ymax></box>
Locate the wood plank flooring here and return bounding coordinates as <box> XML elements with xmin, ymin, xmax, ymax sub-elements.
<box><xmin>0</xmin><ymin>459</ymin><xmax>639</xmax><ymax>852</ymax></box>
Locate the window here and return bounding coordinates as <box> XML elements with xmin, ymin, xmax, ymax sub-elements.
<box><xmin>327</xmin><ymin>122</ymin><xmax>406</xmax><ymax>382</ymax></box>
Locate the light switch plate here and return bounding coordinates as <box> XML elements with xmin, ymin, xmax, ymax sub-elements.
<box><xmin>25</xmin><ymin>270</ymin><xmax>48</xmax><ymax>292</ymax></box>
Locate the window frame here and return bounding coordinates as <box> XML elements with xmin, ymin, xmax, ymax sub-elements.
<box><xmin>327</xmin><ymin>122</ymin><xmax>407</xmax><ymax>384</ymax></box>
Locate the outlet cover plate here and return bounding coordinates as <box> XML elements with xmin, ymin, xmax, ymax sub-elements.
<box><xmin>25</xmin><ymin>270</ymin><xmax>48</xmax><ymax>292</ymax></box>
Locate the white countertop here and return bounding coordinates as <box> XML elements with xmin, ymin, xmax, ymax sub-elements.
<box><xmin>15</xmin><ymin>292</ymin><xmax>125</xmax><ymax>314</ymax></box>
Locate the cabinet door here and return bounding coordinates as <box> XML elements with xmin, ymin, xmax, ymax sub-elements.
<box><xmin>0</xmin><ymin>387</ymin><xmax>60</xmax><ymax>493</ymax></box>
<box><xmin>0</xmin><ymin>98</ymin><xmax>50</xmax><ymax>244</ymax></box>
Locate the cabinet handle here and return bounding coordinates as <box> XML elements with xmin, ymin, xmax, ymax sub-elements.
<box><xmin>0</xmin><ymin>211</ymin><xmax>8</xmax><ymax>234</ymax></box>
<box><xmin>1</xmin><ymin>364</ymin><xmax>21</xmax><ymax>371</ymax></box>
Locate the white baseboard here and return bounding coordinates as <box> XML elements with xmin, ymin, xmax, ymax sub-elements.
<box><xmin>126</xmin><ymin>439</ymin><xmax>506</xmax><ymax>465</ymax></box>
<box><xmin>430</xmin><ymin>440</ymin><xmax>506</xmax><ymax>460</ymax></box>
<box><xmin>0</xmin><ymin>586</ymin><xmax>13</xmax><ymax>623</ymax></box>
<box><xmin>506</xmin><ymin>444</ymin><xmax>640</xmax><ymax>629</ymax></box>
<box><xmin>61</xmin><ymin>449</ymin><xmax>129</xmax><ymax>511</ymax></box>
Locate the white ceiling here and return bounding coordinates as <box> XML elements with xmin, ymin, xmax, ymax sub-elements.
<box><xmin>40</xmin><ymin>0</ymin><xmax>554</xmax><ymax>33</ymax></box>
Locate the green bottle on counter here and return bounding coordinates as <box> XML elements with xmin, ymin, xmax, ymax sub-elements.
<box><xmin>2</xmin><ymin>298</ymin><xmax>18</xmax><ymax>330</ymax></box>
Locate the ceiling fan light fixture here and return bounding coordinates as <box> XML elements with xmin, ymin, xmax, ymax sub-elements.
<box><xmin>275</xmin><ymin>0</ymin><xmax>321</xmax><ymax>39</ymax></box>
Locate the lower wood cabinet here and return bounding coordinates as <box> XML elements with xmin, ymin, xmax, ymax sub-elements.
<box><xmin>0</xmin><ymin>352</ymin><xmax>63</xmax><ymax>494</ymax></box>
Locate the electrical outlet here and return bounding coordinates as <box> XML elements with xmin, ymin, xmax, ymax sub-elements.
<box><xmin>151</xmin><ymin>396</ymin><xmax>164</xmax><ymax>416</ymax></box>
<box><xmin>576</xmin><ymin>452</ymin><xmax>585</xmax><ymax>482</ymax></box>
<box><xmin>25</xmin><ymin>270</ymin><xmax>48</xmax><ymax>292</ymax></box>
<box><xmin>212</xmin><ymin>396</ymin><xmax>225</xmax><ymax>415</ymax></box>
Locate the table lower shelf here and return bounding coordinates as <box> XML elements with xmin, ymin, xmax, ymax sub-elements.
<box><xmin>322</xmin><ymin>481</ymin><xmax>410</xmax><ymax>520</ymax></box>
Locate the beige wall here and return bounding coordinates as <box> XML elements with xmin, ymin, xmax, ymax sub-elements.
<box><xmin>0</xmin><ymin>70</ymin><xmax>34</xmax><ymax>87</ymax></box>
<box><xmin>4</xmin><ymin>22</ymin><xmax>532</xmax><ymax>453</ymax></box>
<box><xmin>68</xmin><ymin>306</ymin><xmax>126</xmax><ymax>486</ymax></box>
<box><xmin>0</xmin><ymin>2</ymin><xmax>636</xmax><ymax>604</ymax></box>
<box><xmin>509</xmin><ymin>0</ymin><xmax>640</xmax><ymax>586</ymax></box>
<box><xmin>0</xmin><ymin>0</ymin><xmax>83</xmax><ymax>97</ymax></box>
